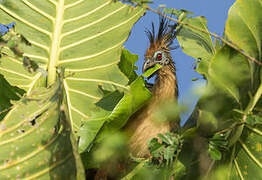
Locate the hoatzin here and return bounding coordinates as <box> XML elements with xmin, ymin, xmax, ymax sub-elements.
<box><xmin>94</xmin><ymin>17</ymin><xmax>180</xmax><ymax>180</ymax></box>
<box><xmin>124</xmin><ymin>16</ymin><xmax>180</xmax><ymax>158</ymax></box>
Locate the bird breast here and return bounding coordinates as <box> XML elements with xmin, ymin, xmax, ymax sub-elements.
<box><xmin>124</xmin><ymin>65</ymin><xmax>178</xmax><ymax>157</ymax></box>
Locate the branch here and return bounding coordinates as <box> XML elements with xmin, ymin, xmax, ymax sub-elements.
<box><xmin>146</xmin><ymin>7</ymin><xmax>262</xmax><ymax>67</ymax></box>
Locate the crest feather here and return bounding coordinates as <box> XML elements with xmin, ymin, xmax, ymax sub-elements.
<box><xmin>145</xmin><ymin>16</ymin><xmax>178</xmax><ymax>57</ymax></box>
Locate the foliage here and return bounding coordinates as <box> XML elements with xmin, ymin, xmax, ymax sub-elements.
<box><xmin>171</xmin><ymin>0</ymin><xmax>262</xmax><ymax>179</ymax></box>
<box><xmin>0</xmin><ymin>81</ymin><xmax>85</xmax><ymax>179</ymax></box>
<box><xmin>0</xmin><ymin>0</ymin><xmax>147</xmax><ymax>178</ymax></box>
<box><xmin>148</xmin><ymin>132</ymin><xmax>183</xmax><ymax>167</ymax></box>
<box><xmin>208</xmin><ymin>132</ymin><xmax>229</xmax><ymax>161</ymax></box>
<box><xmin>0</xmin><ymin>74</ymin><xmax>24</xmax><ymax>120</ymax></box>
<box><xmin>1</xmin><ymin>0</ymin><xmax>262</xmax><ymax>179</ymax></box>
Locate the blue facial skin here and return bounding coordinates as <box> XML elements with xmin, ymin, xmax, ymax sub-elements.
<box><xmin>0</xmin><ymin>22</ymin><xmax>16</xmax><ymax>36</ymax></box>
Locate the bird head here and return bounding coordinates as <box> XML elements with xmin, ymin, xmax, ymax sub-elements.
<box><xmin>143</xmin><ymin>16</ymin><xmax>178</xmax><ymax>76</ymax></box>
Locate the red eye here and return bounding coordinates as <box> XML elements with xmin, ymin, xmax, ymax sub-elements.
<box><xmin>157</xmin><ymin>53</ymin><xmax>162</xmax><ymax>60</ymax></box>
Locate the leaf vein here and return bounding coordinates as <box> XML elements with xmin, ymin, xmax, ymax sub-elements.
<box><xmin>59</xmin><ymin>39</ymin><xmax>124</xmax><ymax>64</ymax></box>
<box><xmin>239</xmin><ymin>139</ymin><xmax>262</xmax><ymax>168</ymax></box>
<box><xmin>60</xmin><ymin>8</ymin><xmax>143</xmax><ymax>52</ymax></box>
<box><xmin>63</xmin><ymin>80</ymin><xmax>74</xmax><ymax>131</ymax></box>
<box><xmin>65</xmin><ymin>61</ymin><xmax>118</xmax><ymax>72</ymax></box>
<box><xmin>0</xmin><ymin>117</ymin><xmax>59</xmax><ymax>169</ymax></box>
<box><xmin>47</xmin><ymin>0</ymin><xmax>57</xmax><ymax>6</ymax></box>
<box><xmin>62</xmin><ymin>5</ymin><xmax>126</xmax><ymax>38</ymax></box>
<box><xmin>0</xmin><ymin>67</ymin><xmax>32</xmax><ymax>79</ymax></box>
<box><xmin>64</xmin><ymin>0</ymin><xmax>84</xmax><ymax>9</ymax></box>
<box><xmin>0</xmin><ymin>101</ymin><xmax>53</xmax><ymax>137</ymax></box>
<box><xmin>27</xmin><ymin>40</ymin><xmax>50</xmax><ymax>52</ymax></box>
<box><xmin>0</xmin><ymin>4</ymin><xmax>52</xmax><ymax>37</ymax></box>
<box><xmin>66</xmin><ymin>77</ymin><xmax>129</xmax><ymax>90</ymax></box>
<box><xmin>22</xmin><ymin>0</ymin><xmax>55</xmax><ymax>22</ymax></box>
<box><xmin>71</xmin><ymin>106</ymin><xmax>89</xmax><ymax>119</ymax></box>
<box><xmin>68</xmin><ymin>88</ymin><xmax>100</xmax><ymax>100</ymax></box>
<box><xmin>237</xmin><ymin>8</ymin><xmax>261</xmax><ymax>60</ymax></box>
<box><xmin>26</xmin><ymin>153</ymin><xmax>73</xmax><ymax>180</ymax></box>
<box><xmin>234</xmin><ymin>159</ymin><xmax>244</xmax><ymax>180</ymax></box>
<box><xmin>23</xmin><ymin>54</ymin><xmax>48</xmax><ymax>62</ymax></box>
<box><xmin>64</xmin><ymin>1</ymin><xmax>110</xmax><ymax>24</ymax></box>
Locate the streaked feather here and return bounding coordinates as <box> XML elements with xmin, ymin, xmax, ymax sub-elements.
<box><xmin>125</xmin><ymin>16</ymin><xmax>179</xmax><ymax>157</ymax></box>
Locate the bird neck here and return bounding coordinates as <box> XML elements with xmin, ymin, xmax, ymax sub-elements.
<box><xmin>152</xmin><ymin>64</ymin><xmax>178</xmax><ymax>102</ymax></box>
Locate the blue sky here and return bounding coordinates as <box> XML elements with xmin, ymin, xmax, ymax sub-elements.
<box><xmin>124</xmin><ymin>0</ymin><xmax>235</xmax><ymax>124</ymax></box>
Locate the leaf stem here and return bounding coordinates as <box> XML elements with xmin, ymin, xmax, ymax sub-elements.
<box><xmin>229</xmin><ymin>81</ymin><xmax>262</xmax><ymax>146</ymax></box>
<box><xmin>48</xmin><ymin>0</ymin><xmax>64</xmax><ymax>86</ymax></box>
<box><xmin>145</xmin><ymin>7</ymin><xmax>262</xmax><ymax>67</ymax></box>
<box><xmin>245</xmin><ymin>82</ymin><xmax>262</xmax><ymax>114</ymax></box>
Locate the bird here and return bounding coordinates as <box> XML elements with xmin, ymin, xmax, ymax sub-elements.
<box><xmin>124</xmin><ymin>16</ymin><xmax>180</xmax><ymax>158</ymax></box>
<box><xmin>94</xmin><ymin>16</ymin><xmax>180</xmax><ymax>180</ymax></box>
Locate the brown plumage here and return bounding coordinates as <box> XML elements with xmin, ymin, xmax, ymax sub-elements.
<box><xmin>124</xmin><ymin>17</ymin><xmax>180</xmax><ymax>157</ymax></box>
<box><xmin>94</xmin><ymin>17</ymin><xmax>180</xmax><ymax>180</ymax></box>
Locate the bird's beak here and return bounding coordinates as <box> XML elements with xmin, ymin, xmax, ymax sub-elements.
<box><xmin>142</xmin><ymin>59</ymin><xmax>155</xmax><ymax>73</ymax></box>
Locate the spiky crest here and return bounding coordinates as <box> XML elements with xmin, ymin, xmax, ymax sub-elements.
<box><xmin>145</xmin><ymin>16</ymin><xmax>178</xmax><ymax>58</ymax></box>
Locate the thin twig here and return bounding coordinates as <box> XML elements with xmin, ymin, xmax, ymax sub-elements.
<box><xmin>146</xmin><ymin>7</ymin><xmax>262</xmax><ymax>67</ymax></box>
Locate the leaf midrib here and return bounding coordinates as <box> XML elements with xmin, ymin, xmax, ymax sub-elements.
<box><xmin>47</xmin><ymin>0</ymin><xmax>64</xmax><ymax>85</ymax></box>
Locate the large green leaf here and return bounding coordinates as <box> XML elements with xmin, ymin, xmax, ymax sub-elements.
<box><xmin>177</xmin><ymin>16</ymin><xmax>216</xmax><ymax>75</ymax></box>
<box><xmin>78</xmin><ymin>49</ymin><xmax>152</xmax><ymax>153</ymax></box>
<box><xmin>208</xmin><ymin>46</ymin><xmax>250</xmax><ymax>105</ymax></box>
<box><xmin>177</xmin><ymin>15</ymin><xmax>251</xmax><ymax>121</ymax></box>
<box><xmin>0</xmin><ymin>83</ymin><xmax>85</xmax><ymax>179</ymax></box>
<box><xmin>225</xmin><ymin>0</ymin><xmax>262</xmax><ymax>89</ymax></box>
<box><xmin>177</xmin><ymin>6</ymin><xmax>260</xmax><ymax>179</ymax></box>
<box><xmin>229</xmin><ymin>125</ymin><xmax>262</xmax><ymax>180</ymax></box>
<box><xmin>212</xmin><ymin>0</ymin><xmax>262</xmax><ymax>179</ymax></box>
<box><xmin>0</xmin><ymin>0</ymin><xmax>145</xmax><ymax>145</ymax></box>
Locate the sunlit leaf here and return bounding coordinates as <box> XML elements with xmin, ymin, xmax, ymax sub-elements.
<box><xmin>177</xmin><ymin>16</ymin><xmax>215</xmax><ymax>75</ymax></box>
<box><xmin>79</xmin><ymin>76</ymin><xmax>151</xmax><ymax>153</ymax></box>
<box><xmin>0</xmin><ymin>0</ymin><xmax>145</xmax><ymax>151</ymax></box>
<box><xmin>229</xmin><ymin>125</ymin><xmax>262</xmax><ymax>179</ymax></box>
<box><xmin>142</xmin><ymin>64</ymin><xmax>162</xmax><ymax>78</ymax></box>
<box><xmin>119</xmin><ymin>48</ymin><xmax>138</xmax><ymax>84</ymax></box>
<box><xmin>0</xmin><ymin>83</ymin><xmax>85</xmax><ymax>179</ymax></box>
<box><xmin>225</xmin><ymin>0</ymin><xmax>262</xmax><ymax>89</ymax></box>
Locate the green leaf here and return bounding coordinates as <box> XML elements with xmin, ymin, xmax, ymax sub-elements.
<box><xmin>196</xmin><ymin>46</ymin><xmax>251</xmax><ymax>129</ymax></box>
<box><xmin>119</xmin><ymin>49</ymin><xmax>138</xmax><ymax>84</ymax></box>
<box><xmin>199</xmin><ymin>0</ymin><xmax>262</xmax><ymax>178</ymax></box>
<box><xmin>246</xmin><ymin>114</ymin><xmax>262</xmax><ymax>126</ymax></box>
<box><xmin>197</xmin><ymin>110</ymin><xmax>218</xmax><ymax>136</ymax></box>
<box><xmin>225</xmin><ymin>0</ymin><xmax>262</xmax><ymax>88</ymax></box>
<box><xmin>92</xmin><ymin>132</ymin><xmax>128</xmax><ymax>163</ymax></box>
<box><xmin>177</xmin><ymin>16</ymin><xmax>215</xmax><ymax>75</ymax></box>
<box><xmin>148</xmin><ymin>133</ymin><xmax>182</xmax><ymax>167</ymax></box>
<box><xmin>208</xmin><ymin>46</ymin><xmax>251</xmax><ymax>104</ymax></box>
<box><xmin>0</xmin><ymin>74</ymin><xmax>24</xmax><ymax>120</ymax></box>
<box><xmin>79</xmin><ymin>76</ymin><xmax>152</xmax><ymax>152</ymax></box>
<box><xmin>0</xmin><ymin>0</ymin><xmax>145</xmax><ymax>149</ymax></box>
<box><xmin>173</xmin><ymin>160</ymin><xmax>186</xmax><ymax>180</ymax></box>
<box><xmin>0</xmin><ymin>84</ymin><xmax>85</xmax><ymax>179</ymax></box>
<box><xmin>142</xmin><ymin>64</ymin><xmax>162</xmax><ymax>78</ymax></box>
<box><xmin>208</xmin><ymin>133</ymin><xmax>228</xmax><ymax>161</ymax></box>
<box><xmin>208</xmin><ymin>145</ymin><xmax>222</xmax><ymax>160</ymax></box>
<box><xmin>229</xmin><ymin>125</ymin><xmax>262</xmax><ymax>179</ymax></box>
